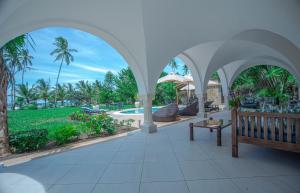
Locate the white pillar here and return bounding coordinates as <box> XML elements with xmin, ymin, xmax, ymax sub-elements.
<box><xmin>196</xmin><ymin>93</ymin><xmax>205</xmax><ymax>118</ymax></box>
<box><xmin>223</xmin><ymin>93</ymin><xmax>229</xmax><ymax>111</ymax></box>
<box><xmin>140</xmin><ymin>94</ymin><xmax>157</xmax><ymax>133</ymax></box>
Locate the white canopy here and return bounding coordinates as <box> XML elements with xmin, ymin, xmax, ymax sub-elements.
<box><xmin>180</xmin><ymin>80</ymin><xmax>220</xmax><ymax>91</ymax></box>
<box><xmin>157</xmin><ymin>72</ymin><xmax>185</xmax><ymax>84</ymax></box>
<box><xmin>180</xmin><ymin>84</ymin><xmax>195</xmax><ymax>91</ymax></box>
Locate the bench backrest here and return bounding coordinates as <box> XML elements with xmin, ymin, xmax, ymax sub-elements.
<box><xmin>232</xmin><ymin>108</ymin><xmax>300</xmax><ymax>146</ymax></box>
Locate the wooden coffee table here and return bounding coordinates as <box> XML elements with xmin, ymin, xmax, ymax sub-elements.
<box><xmin>189</xmin><ymin>119</ymin><xmax>231</xmax><ymax>146</ymax></box>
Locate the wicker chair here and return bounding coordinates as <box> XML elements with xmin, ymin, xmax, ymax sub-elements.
<box><xmin>153</xmin><ymin>103</ymin><xmax>179</xmax><ymax>122</ymax></box>
<box><xmin>178</xmin><ymin>101</ymin><xmax>199</xmax><ymax>116</ymax></box>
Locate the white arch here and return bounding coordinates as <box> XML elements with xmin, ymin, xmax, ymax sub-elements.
<box><xmin>227</xmin><ymin>56</ymin><xmax>300</xmax><ymax>87</ymax></box>
<box><xmin>177</xmin><ymin>52</ymin><xmax>203</xmax><ymax>94</ymax></box>
<box><xmin>0</xmin><ymin>19</ymin><xmax>148</xmax><ymax>95</ymax></box>
<box><xmin>217</xmin><ymin>68</ymin><xmax>229</xmax><ymax>96</ymax></box>
<box><xmin>203</xmin><ymin>30</ymin><xmax>300</xmax><ymax>91</ymax></box>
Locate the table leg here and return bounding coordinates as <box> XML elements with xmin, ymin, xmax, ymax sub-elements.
<box><xmin>217</xmin><ymin>127</ymin><xmax>222</xmax><ymax>146</ymax></box>
<box><xmin>189</xmin><ymin>123</ymin><xmax>194</xmax><ymax>141</ymax></box>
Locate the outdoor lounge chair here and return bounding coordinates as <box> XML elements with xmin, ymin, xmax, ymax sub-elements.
<box><xmin>153</xmin><ymin>103</ymin><xmax>179</xmax><ymax>122</ymax></box>
<box><xmin>204</xmin><ymin>101</ymin><xmax>219</xmax><ymax>112</ymax></box>
<box><xmin>240</xmin><ymin>96</ymin><xmax>259</xmax><ymax>109</ymax></box>
<box><xmin>178</xmin><ymin>101</ymin><xmax>199</xmax><ymax>116</ymax></box>
<box><xmin>80</xmin><ymin>106</ymin><xmax>106</xmax><ymax>115</ymax></box>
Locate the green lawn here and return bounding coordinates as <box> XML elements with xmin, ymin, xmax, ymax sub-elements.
<box><xmin>7</xmin><ymin>105</ymin><xmax>136</xmax><ymax>139</ymax></box>
<box><xmin>8</xmin><ymin>107</ymin><xmax>80</xmax><ymax>133</ymax></box>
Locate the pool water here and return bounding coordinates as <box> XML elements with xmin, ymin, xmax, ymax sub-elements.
<box><xmin>120</xmin><ymin>107</ymin><xmax>161</xmax><ymax>114</ymax></box>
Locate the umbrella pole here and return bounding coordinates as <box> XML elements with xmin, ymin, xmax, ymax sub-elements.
<box><xmin>187</xmin><ymin>82</ymin><xmax>190</xmax><ymax>104</ymax></box>
<box><xmin>176</xmin><ymin>88</ymin><xmax>179</xmax><ymax>105</ymax></box>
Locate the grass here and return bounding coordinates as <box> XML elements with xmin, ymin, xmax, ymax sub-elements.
<box><xmin>8</xmin><ymin>107</ymin><xmax>80</xmax><ymax>138</ymax></box>
<box><xmin>7</xmin><ymin>104</ymin><xmax>136</xmax><ymax>139</ymax></box>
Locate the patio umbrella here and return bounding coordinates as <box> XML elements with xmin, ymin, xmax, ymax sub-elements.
<box><xmin>208</xmin><ymin>80</ymin><xmax>221</xmax><ymax>87</ymax></box>
<box><xmin>157</xmin><ymin>72</ymin><xmax>185</xmax><ymax>84</ymax></box>
<box><xmin>183</xmin><ymin>74</ymin><xmax>194</xmax><ymax>102</ymax></box>
<box><xmin>180</xmin><ymin>84</ymin><xmax>195</xmax><ymax>91</ymax></box>
<box><xmin>157</xmin><ymin>72</ymin><xmax>185</xmax><ymax>104</ymax></box>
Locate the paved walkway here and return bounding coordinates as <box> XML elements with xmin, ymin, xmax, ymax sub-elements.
<box><xmin>1</xmin><ymin>111</ymin><xmax>300</xmax><ymax>193</ymax></box>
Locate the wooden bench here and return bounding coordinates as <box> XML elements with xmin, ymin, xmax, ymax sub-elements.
<box><xmin>231</xmin><ymin>108</ymin><xmax>300</xmax><ymax>157</ymax></box>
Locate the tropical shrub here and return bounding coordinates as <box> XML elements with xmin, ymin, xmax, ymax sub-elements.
<box><xmin>9</xmin><ymin>129</ymin><xmax>48</xmax><ymax>153</ymax></box>
<box><xmin>69</xmin><ymin>111</ymin><xmax>90</xmax><ymax>122</ymax></box>
<box><xmin>86</xmin><ymin>113</ymin><xmax>116</xmax><ymax>135</ymax></box>
<box><xmin>125</xmin><ymin>119</ymin><xmax>135</xmax><ymax>127</ymax></box>
<box><xmin>52</xmin><ymin>124</ymin><xmax>79</xmax><ymax>145</ymax></box>
<box><xmin>85</xmin><ymin>115</ymin><xmax>104</xmax><ymax>134</ymax></box>
<box><xmin>101</xmin><ymin>115</ymin><xmax>116</xmax><ymax>135</ymax></box>
<box><xmin>25</xmin><ymin>103</ymin><xmax>38</xmax><ymax>110</ymax></box>
<box><xmin>229</xmin><ymin>96</ymin><xmax>241</xmax><ymax>109</ymax></box>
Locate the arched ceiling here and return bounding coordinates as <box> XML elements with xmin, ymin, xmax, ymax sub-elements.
<box><xmin>1</xmin><ymin>0</ymin><xmax>300</xmax><ymax>94</ymax></box>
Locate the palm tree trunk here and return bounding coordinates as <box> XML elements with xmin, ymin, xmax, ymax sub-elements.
<box><xmin>21</xmin><ymin>69</ymin><xmax>25</xmax><ymax>85</ymax></box>
<box><xmin>12</xmin><ymin>78</ymin><xmax>16</xmax><ymax>110</ymax></box>
<box><xmin>54</xmin><ymin>59</ymin><xmax>63</xmax><ymax>107</ymax></box>
<box><xmin>0</xmin><ymin>49</ymin><xmax>10</xmax><ymax>156</ymax></box>
<box><xmin>44</xmin><ymin>98</ymin><xmax>47</xmax><ymax>108</ymax></box>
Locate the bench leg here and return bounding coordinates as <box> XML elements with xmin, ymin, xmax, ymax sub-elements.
<box><xmin>189</xmin><ymin>123</ymin><xmax>194</xmax><ymax>141</ymax></box>
<box><xmin>232</xmin><ymin>144</ymin><xmax>238</xmax><ymax>157</ymax></box>
<box><xmin>217</xmin><ymin>127</ymin><xmax>222</xmax><ymax>146</ymax></box>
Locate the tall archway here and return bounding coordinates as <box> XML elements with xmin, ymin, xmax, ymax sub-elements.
<box><xmin>0</xmin><ymin>22</ymin><xmax>147</xmax><ymax>95</ymax></box>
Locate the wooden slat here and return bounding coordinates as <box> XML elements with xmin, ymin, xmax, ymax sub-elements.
<box><xmin>279</xmin><ymin>117</ymin><xmax>283</xmax><ymax>142</ymax></box>
<box><xmin>245</xmin><ymin>114</ymin><xmax>249</xmax><ymax>139</ymax></box>
<box><xmin>264</xmin><ymin>115</ymin><xmax>268</xmax><ymax>144</ymax></box>
<box><xmin>257</xmin><ymin>114</ymin><xmax>261</xmax><ymax>143</ymax></box>
<box><xmin>251</xmin><ymin>116</ymin><xmax>255</xmax><ymax>141</ymax></box>
<box><xmin>271</xmin><ymin>117</ymin><xmax>275</xmax><ymax>142</ymax></box>
<box><xmin>239</xmin><ymin>115</ymin><xmax>243</xmax><ymax>136</ymax></box>
<box><xmin>297</xmin><ymin>119</ymin><xmax>300</xmax><ymax>144</ymax></box>
<box><xmin>287</xmin><ymin>118</ymin><xmax>292</xmax><ymax>143</ymax></box>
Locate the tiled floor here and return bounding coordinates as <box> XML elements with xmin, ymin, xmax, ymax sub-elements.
<box><xmin>1</xmin><ymin>111</ymin><xmax>300</xmax><ymax>193</ymax></box>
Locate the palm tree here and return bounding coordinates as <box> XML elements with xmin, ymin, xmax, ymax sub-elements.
<box><xmin>36</xmin><ymin>78</ymin><xmax>51</xmax><ymax>108</ymax></box>
<box><xmin>182</xmin><ymin>64</ymin><xmax>189</xmax><ymax>75</ymax></box>
<box><xmin>16</xmin><ymin>83</ymin><xmax>36</xmax><ymax>104</ymax></box>
<box><xmin>168</xmin><ymin>58</ymin><xmax>178</xmax><ymax>72</ymax></box>
<box><xmin>56</xmin><ymin>83</ymin><xmax>67</xmax><ymax>106</ymax></box>
<box><xmin>20</xmin><ymin>49</ymin><xmax>34</xmax><ymax>84</ymax></box>
<box><xmin>0</xmin><ymin>34</ymin><xmax>28</xmax><ymax>154</ymax></box>
<box><xmin>76</xmin><ymin>80</ymin><xmax>94</xmax><ymax>104</ymax></box>
<box><xmin>65</xmin><ymin>83</ymin><xmax>75</xmax><ymax>105</ymax></box>
<box><xmin>50</xmin><ymin>36</ymin><xmax>77</xmax><ymax>107</ymax></box>
<box><xmin>5</xmin><ymin>50</ymin><xmax>23</xmax><ymax>110</ymax></box>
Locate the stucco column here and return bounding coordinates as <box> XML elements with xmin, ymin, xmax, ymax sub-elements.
<box><xmin>140</xmin><ymin>94</ymin><xmax>157</xmax><ymax>133</ymax></box>
<box><xmin>223</xmin><ymin>93</ymin><xmax>229</xmax><ymax>110</ymax></box>
<box><xmin>196</xmin><ymin>93</ymin><xmax>205</xmax><ymax>118</ymax></box>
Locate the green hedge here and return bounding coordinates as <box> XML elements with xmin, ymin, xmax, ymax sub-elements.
<box><xmin>9</xmin><ymin>129</ymin><xmax>48</xmax><ymax>153</ymax></box>
<box><xmin>52</xmin><ymin>124</ymin><xmax>80</xmax><ymax>145</ymax></box>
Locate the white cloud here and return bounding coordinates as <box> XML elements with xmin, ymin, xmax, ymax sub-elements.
<box><xmin>72</xmin><ymin>63</ymin><xmax>116</xmax><ymax>74</ymax></box>
<box><xmin>31</xmin><ymin>69</ymin><xmax>84</xmax><ymax>78</ymax></box>
<box><xmin>62</xmin><ymin>78</ymin><xmax>96</xmax><ymax>83</ymax></box>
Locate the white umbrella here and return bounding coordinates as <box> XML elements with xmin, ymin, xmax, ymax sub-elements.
<box><xmin>157</xmin><ymin>72</ymin><xmax>185</xmax><ymax>84</ymax></box>
<box><xmin>182</xmin><ymin>74</ymin><xmax>194</xmax><ymax>102</ymax></box>
<box><xmin>180</xmin><ymin>80</ymin><xmax>220</xmax><ymax>91</ymax></box>
<box><xmin>157</xmin><ymin>72</ymin><xmax>185</xmax><ymax>104</ymax></box>
<box><xmin>180</xmin><ymin>84</ymin><xmax>195</xmax><ymax>91</ymax></box>
<box><xmin>208</xmin><ymin>80</ymin><xmax>221</xmax><ymax>86</ymax></box>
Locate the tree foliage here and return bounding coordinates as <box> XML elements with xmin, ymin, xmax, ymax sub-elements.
<box><xmin>231</xmin><ymin>65</ymin><xmax>297</xmax><ymax>102</ymax></box>
<box><xmin>114</xmin><ymin>67</ymin><xmax>138</xmax><ymax>103</ymax></box>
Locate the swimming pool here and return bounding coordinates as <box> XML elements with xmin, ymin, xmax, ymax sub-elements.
<box><xmin>119</xmin><ymin>107</ymin><xmax>161</xmax><ymax>114</ymax></box>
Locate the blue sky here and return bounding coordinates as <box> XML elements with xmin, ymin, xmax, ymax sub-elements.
<box><xmin>16</xmin><ymin>27</ymin><xmax>186</xmax><ymax>86</ymax></box>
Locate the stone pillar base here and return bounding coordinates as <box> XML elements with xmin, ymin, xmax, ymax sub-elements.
<box><xmin>141</xmin><ymin>122</ymin><xmax>157</xmax><ymax>133</ymax></box>
<box><xmin>197</xmin><ymin>111</ymin><xmax>207</xmax><ymax>119</ymax></box>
